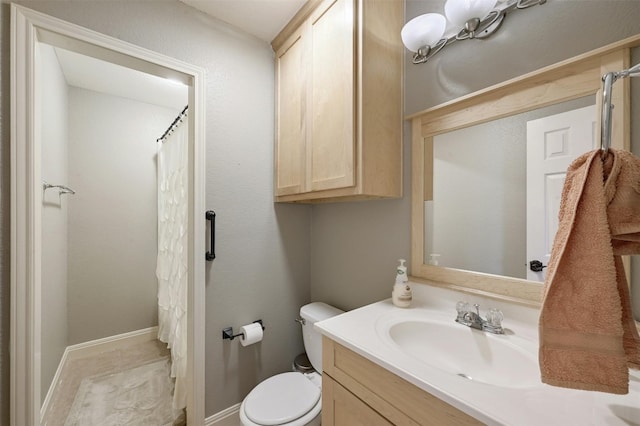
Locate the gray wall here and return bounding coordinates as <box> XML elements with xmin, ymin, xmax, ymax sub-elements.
<box><xmin>67</xmin><ymin>87</ymin><xmax>175</xmax><ymax>344</ymax></box>
<box><xmin>0</xmin><ymin>0</ymin><xmax>311</xmax><ymax>420</ymax></box>
<box><xmin>2</xmin><ymin>0</ymin><xmax>640</xmax><ymax>424</ymax></box>
<box><xmin>404</xmin><ymin>0</ymin><xmax>640</xmax><ymax>115</ymax></box>
<box><xmin>310</xmin><ymin>0</ymin><xmax>640</xmax><ymax>312</ymax></box>
<box><xmin>429</xmin><ymin>97</ymin><xmax>594</xmax><ymax>279</ymax></box>
<box><xmin>432</xmin><ymin>118</ymin><xmax>527</xmax><ymax>278</ymax></box>
<box><xmin>39</xmin><ymin>43</ymin><xmax>69</xmax><ymax>403</ymax></box>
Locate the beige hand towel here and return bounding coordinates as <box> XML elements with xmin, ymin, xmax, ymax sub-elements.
<box><xmin>539</xmin><ymin>148</ymin><xmax>640</xmax><ymax>394</ymax></box>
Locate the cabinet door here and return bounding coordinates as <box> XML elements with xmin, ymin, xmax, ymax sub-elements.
<box><xmin>323</xmin><ymin>374</ymin><xmax>393</xmax><ymax>426</ymax></box>
<box><xmin>308</xmin><ymin>0</ymin><xmax>355</xmax><ymax>192</ymax></box>
<box><xmin>275</xmin><ymin>27</ymin><xmax>306</xmax><ymax>196</ymax></box>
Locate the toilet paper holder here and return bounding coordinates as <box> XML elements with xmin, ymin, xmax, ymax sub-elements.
<box><xmin>222</xmin><ymin>319</ymin><xmax>265</xmax><ymax>341</ymax></box>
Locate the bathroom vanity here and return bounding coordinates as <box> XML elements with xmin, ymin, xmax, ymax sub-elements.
<box><xmin>302</xmin><ymin>31</ymin><xmax>640</xmax><ymax>426</ymax></box>
<box><xmin>321</xmin><ymin>338</ymin><xmax>480</xmax><ymax>425</ymax></box>
<box><xmin>315</xmin><ymin>281</ymin><xmax>640</xmax><ymax>425</ymax></box>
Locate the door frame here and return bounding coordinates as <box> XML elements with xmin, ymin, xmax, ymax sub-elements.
<box><xmin>10</xmin><ymin>4</ymin><xmax>206</xmax><ymax>425</ymax></box>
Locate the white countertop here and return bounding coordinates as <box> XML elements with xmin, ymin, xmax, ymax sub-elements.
<box><xmin>315</xmin><ymin>281</ymin><xmax>640</xmax><ymax>426</ymax></box>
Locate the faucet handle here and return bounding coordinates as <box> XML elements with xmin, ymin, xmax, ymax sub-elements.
<box><xmin>483</xmin><ymin>308</ymin><xmax>504</xmax><ymax>334</ymax></box>
<box><xmin>456</xmin><ymin>301</ymin><xmax>470</xmax><ymax>314</ymax></box>
<box><xmin>486</xmin><ymin>308</ymin><xmax>503</xmax><ymax>326</ymax></box>
<box><xmin>455</xmin><ymin>301</ymin><xmax>470</xmax><ymax>324</ymax></box>
<box><xmin>455</xmin><ymin>301</ymin><xmax>471</xmax><ymax>321</ymax></box>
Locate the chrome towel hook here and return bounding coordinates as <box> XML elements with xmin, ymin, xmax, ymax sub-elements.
<box><xmin>43</xmin><ymin>181</ymin><xmax>75</xmax><ymax>196</ymax></box>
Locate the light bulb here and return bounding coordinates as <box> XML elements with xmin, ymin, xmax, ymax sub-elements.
<box><xmin>400</xmin><ymin>13</ymin><xmax>447</xmax><ymax>53</ymax></box>
<box><xmin>444</xmin><ymin>0</ymin><xmax>498</xmax><ymax>27</ymax></box>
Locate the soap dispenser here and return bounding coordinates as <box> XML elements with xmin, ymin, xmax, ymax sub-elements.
<box><xmin>392</xmin><ymin>259</ymin><xmax>412</xmax><ymax>308</ymax></box>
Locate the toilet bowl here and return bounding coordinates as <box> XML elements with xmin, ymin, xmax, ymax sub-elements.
<box><xmin>239</xmin><ymin>303</ymin><xmax>344</xmax><ymax>426</ymax></box>
<box><xmin>239</xmin><ymin>372</ymin><xmax>322</xmax><ymax>426</ymax></box>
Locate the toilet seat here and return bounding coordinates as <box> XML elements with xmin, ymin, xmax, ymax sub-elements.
<box><xmin>240</xmin><ymin>372</ymin><xmax>322</xmax><ymax>426</ymax></box>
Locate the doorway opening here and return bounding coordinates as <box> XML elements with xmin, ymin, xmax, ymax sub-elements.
<box><xmin>11</xmin><ymin>5</ymin><xmax>206</xmax><ymax>425</ymax></box>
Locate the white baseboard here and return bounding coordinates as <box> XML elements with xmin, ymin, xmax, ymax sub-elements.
<box><xmin>41</xmin><ymin>345</ymin><xmax>70</xmax><ymax>422</ymax></box>
<box><xmin>65</xmin><ymin>326</ymin><xmax>159</xmax><ymax>361</ymax></box>
<box><xmin>41</xmin><ymin>327</ymin><xmax>159</xmax><ymax>420</ymax></box>
<box><xmin>205</xmin><ymin>403</ymin><xmax>241</xmax><ymax>426</ymax></box>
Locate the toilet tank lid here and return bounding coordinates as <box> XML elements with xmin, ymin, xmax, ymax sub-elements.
<box><xmin>300</xmin><ymin>302</ymin><xmax>344</xmax><ymax>323</ymax></box>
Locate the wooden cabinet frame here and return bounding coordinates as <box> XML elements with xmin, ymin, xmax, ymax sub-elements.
<box><xmin>322</xmin><ymin>337</ymin><xmax>482</xmax><ymax>425</ymax></box>
<box><xmin>272</xmin><ymin>0</ymin><xmax>403</xmax><ymax>203</ymax></box>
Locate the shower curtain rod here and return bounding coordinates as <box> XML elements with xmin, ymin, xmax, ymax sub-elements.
<box><xmin>157</xmin><ymin>105</ymin><xmax>188</xmax><ymax>143</ymax></box>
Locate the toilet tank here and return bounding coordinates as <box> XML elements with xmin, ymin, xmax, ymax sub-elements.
<box><xmin>300</xmin><ymin>302</ymin><xmax>344</xmax><ymax>373</ymax></box>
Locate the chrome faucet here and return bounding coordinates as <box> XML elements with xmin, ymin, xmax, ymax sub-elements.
<box><xmin>455</xmin><ymin>302</ymin><xmax>504</xmax><ymax>334</ymax></box>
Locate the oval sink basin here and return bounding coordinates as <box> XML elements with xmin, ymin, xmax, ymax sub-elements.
<box><xmin>384</xmin><ymin>317</ymin><xmax>540</xmax><ymax>388</ymax></box>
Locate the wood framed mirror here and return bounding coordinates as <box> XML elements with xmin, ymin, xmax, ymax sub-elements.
<box><xmin>409</xmin><ymin>34</ymin><xmax>640</xmax><ymax>305</ymax></box>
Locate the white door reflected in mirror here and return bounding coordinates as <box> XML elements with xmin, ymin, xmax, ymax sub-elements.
<box><xmin>525</xmin><ymin>105</ymin><xmax>597</xmax><ymax>281</ymax></box>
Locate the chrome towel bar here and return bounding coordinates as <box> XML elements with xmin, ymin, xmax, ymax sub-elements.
<box><xmin>600</xmin><ymin>62</ymin><xmax>640</xmax><ymax>158</ymax></box>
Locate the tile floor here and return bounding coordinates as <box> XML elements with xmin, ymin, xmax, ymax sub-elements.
<box><xmin>42</xmin><ymin>339</ymin><xmax>179</xmax><ymax>425</ymax></box>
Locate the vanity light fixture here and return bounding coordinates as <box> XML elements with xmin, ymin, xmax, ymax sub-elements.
<box><xmin>401</xmin><ymin>0</ymin><xmax>547</xmax><ymax>64</ymax></box>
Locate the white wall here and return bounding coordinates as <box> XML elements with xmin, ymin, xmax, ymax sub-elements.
<box><xmin>67</xmin><ymin>87</ymin><xmax>178</xmax><ymax>344</ymax></box>
<box><xmin>0</xmin><ymin>0</ymin><xmax>312</xmax><ymax>418</ymax></box>
<box><xmin>39</xmin><ymin>43</ymin><xmax>69</xmax><ymax>402</ymax></box>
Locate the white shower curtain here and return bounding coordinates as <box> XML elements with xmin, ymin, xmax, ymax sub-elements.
<box><xmin>156</xmin><ymin>115</ymin><xmax>188</xmax><ymax>410</ymax></box>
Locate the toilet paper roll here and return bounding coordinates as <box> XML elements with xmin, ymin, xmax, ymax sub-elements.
<box><xmin>240</xmin><ymin>322</ymin><xmax>263</xmax><ymax>347</ymax></box>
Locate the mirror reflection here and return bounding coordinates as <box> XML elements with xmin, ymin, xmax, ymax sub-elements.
<box><xmin>424</xmin><ymin>96</ymin><xmax>595</xmax><ymax>282</ymax></box>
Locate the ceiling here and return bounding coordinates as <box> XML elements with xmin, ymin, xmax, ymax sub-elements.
<box><xmin>55</xmin><ymin>46</ymin><xmax>188</xmax><ymax>111</ymax></box>
<box><xmin>178</xmin><ymin>0</ymin><xmax>306</xmax><ymax>42</ymax></box>
<box><xmin>52</xmin><ymin>0</ymin><xmax>307</xmax><ymax>111</ymax></box>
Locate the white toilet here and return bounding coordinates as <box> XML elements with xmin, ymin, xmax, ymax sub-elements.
<box><xmin>239</xmin><ymin>302</ymin><xmax>344</xmax><ymax>426</ymax></box>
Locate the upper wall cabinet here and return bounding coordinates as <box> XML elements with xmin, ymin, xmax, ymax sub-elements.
<box><xmin>272</xmin><ymin>0</ymin><xmax>403</xmax><ymax>203</ymax></box>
